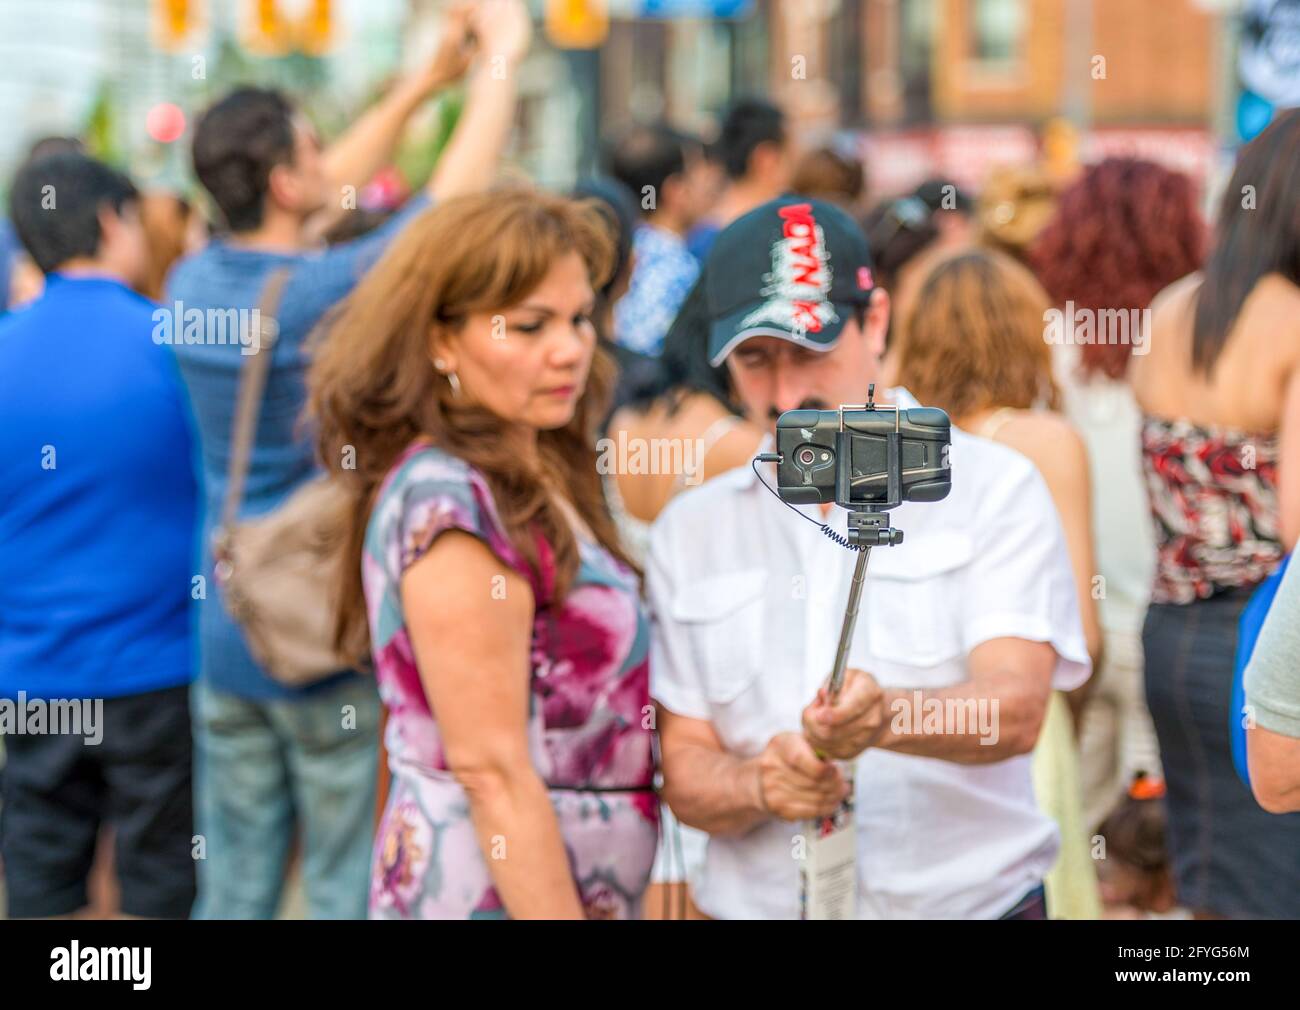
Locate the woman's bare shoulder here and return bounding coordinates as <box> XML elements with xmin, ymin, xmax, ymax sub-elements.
<box><xmin>703</xmin><ymin>417</ymin><xmax>766</xmax><ymax>478</ymax></box>
<box><xmin>608</xmin><ymin>399</ymin><xmax>664</xmax><ymax>441</ymax></box>
<box><xmin>1132</xmin><ymin>273</ymin><xmax>1200</xmax><ymax>391</ymax></box>
<box><xmin>994</xmin><ymin>411</ymin><xmax>1089</xmax><ymax>481</ymax></box>
<box><xmin>1149</xmin><ymin>271</ymin><xmax>1202</xmax><ymax>317</ymax></box>
<box><xmin>1247</xmin><ymin>273</ymin><xmax>1300</xmax><ymax>329</ymax></box>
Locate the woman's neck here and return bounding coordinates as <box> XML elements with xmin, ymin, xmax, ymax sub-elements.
<box><xmin>957</xmin><ymin>406</ymin><xmax>995</xmax><ymax>432</ymax></box>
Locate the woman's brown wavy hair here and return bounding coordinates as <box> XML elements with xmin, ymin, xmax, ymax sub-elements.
<box><xmin>307</xmin><ymin>187</ymin><xmax>634</xmax><ymax>662</ymax></box>
<box><xmin>892</xmin><ymin>247</ymin><xmax>1059</xmax><ymax>421</ymax></box>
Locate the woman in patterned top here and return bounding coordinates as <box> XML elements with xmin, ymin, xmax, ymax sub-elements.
<box><xmin>1129</xmin><ymin>110</ymin><xmax>1300</xmax><ymax>918</ymax></box>
<box><xmin>308</xmin><ymin>189</ymin><xmax>657</xmax><ymax>918</ymax></box>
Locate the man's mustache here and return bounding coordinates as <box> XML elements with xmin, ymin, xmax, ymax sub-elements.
<box><xmin>768</xmin><ymin>398</ymin><xmax>830</xmax><ymax>422</ymax></box>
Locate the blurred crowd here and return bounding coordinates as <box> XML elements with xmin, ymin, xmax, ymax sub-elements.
<box><xmin>1</xmin><ymin>0</ymin><xmax>1298</xmax><ymax>921</ymax></box>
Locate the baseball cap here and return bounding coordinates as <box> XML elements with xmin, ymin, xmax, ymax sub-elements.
<box><xmin>704</xmin><ymin>195</ymin><xmax>875</xmax><ymax>367</ymax></box>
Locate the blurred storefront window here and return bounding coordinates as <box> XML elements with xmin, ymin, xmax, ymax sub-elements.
<box><xmin>970</xmin><ymin>0</ymin><xmax>1025</xmax><ymax>65</ymax></box>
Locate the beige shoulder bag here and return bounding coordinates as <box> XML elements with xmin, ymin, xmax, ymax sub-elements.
<box><xmin>211</xmin><ymin>268</ymin><xmax>361</xmax><ymax>686</ymax></box>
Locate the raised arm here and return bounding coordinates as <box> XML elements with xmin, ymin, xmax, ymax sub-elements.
<box><xmin>426</xmin><ymin>0</ymin><xmax>533</xmax><ymax>202</ymax></box>
<box><xmin>401</xmin><ymin>528</ymin><xmax>583</xmax><ymax>918</ymax></box>
<box><xmin>307</xmin><ymin>3</ymin><xmax>475</xmax><ymax>239</ymax></box>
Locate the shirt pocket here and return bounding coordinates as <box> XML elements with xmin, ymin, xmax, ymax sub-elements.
<box><xmin>670</xmin><ymin>569</ymin><xmax>767</xmax><ymax>704</ymax></box>
<box><xmin>865</xmin><ymin>531</ymin><xmax>974</xmax><ymax>668</ymax></box>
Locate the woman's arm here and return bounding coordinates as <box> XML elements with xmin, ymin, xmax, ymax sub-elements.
<box><xmin>401</xmin><ymin>529</ymin><xmax>584</xmax><ymax>919</ymax></box>
<box><xmin>305</xmin><ymin>4</ymin><xmax>474</xmax><ymax>243</ymax></box>
<box><xmin>1248</xmin><ymin>726</ymin><xmax>1300</xmax><ymax>813</ymax></box>
<box><xmin>998</xmin><ymin>415</ymin><xmax>1103</xmax><ymax>711</ymax></box>
<box><xmin>1244</xmin><ymin>524</ymin><xmax>1300</xmax><ymax>812</ymax></box>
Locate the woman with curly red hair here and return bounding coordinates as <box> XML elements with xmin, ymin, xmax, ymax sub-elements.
<box><xmin>1033</xmin><ymin>157</ymin><xmax>1205</xmax><ymax>381</ymax></box>
<box><xmin>1029</xmin><ymin>159</ymin><xmax>1205</xmax><ymax>859</ymax></box>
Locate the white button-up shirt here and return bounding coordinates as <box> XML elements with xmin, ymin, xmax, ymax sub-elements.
<box><xmin>648</xmin><ymin>388</ymin><xmax>1091</xmax><ymax>919</ymax></box>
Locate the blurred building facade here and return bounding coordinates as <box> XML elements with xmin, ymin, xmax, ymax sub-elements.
<box><xmin>596</xmin><ymin>0</ymin><xmax>1229</xmax><ymax>197</ymax></box>
<box><xmin>0</xmin><ymin>0</ymin><xmax>1243</xmax><ymax>204</ymax></box>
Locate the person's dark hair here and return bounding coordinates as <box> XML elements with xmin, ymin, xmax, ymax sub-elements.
<box><xmin>605</xmin><ymin>125</ymin><xmax>697</xmax><ymax>216</ymax></box>
<box><xmin>1032</xmin><ymin>157</ymin><xmax>1204</xmax><ymax>380</ymax></box>
<box><xmin>572</xmin><ymin>175</ymin><xmax>639</xmax><ymax>308</ymax></box>
<box><xmin>321</xmin><ymin>207</ymin><xmax>396</xmax><ymax>246</ymax></box>
<box><xmin>572</xmin><ymin>176</ymin><xmax>662</xmax><ymax>420</ymax></box>
<box><xmin>716</xmin><ymin>97</ymin><xmax>785</xmax><ymax>180</ymax></box>
<box><xmin>25</xmin><ymin>135</ymin><xmax>86</xmax><ymax>163</ymax></box>
<box><xmin>8</xmin><ymin>153</ymin><xmax>139</xmax><ymax>273</ymax></box>
<box><xmin>628</xmin><ymin>271</ymin><xmax>742</xmax><ymax>419</ymax></box>
<box><xmin>912</xmin><ymin>178</ymin><xmax>972</xmax><ymax>217</ymax></box>
<box><xmin>1192</xmin><ymin>108</ymin><xmax>1300</xmax><ymax>374</ymax></box>
<box><xmin>861</xmin><ymin>195</ymin><xmax>939</xmax><ymax>295</ymax></box>
<box><xmin>192</xmin><ymin>87</ymin><xmax>297</xmax><ymax>233</ymax></box>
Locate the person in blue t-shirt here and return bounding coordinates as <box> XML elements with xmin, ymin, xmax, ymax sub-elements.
<box><xmin>605</xmin><ymin>125</ymin><xmax>707</xmax><ymax>356</ymax></box>
<box><xmin>168</xmin><ymin>0</ymin><xmax>532</xmax><ymax>920</ymax></box>
<box><xmin>0</xmin><ymin>152</ymin><xmax>199</xmax><ymax>919</ymax></box>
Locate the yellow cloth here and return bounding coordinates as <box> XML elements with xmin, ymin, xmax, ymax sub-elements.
<box><xmin>1032</xmin><ymin>691</ymin><xmax>1102</xmax><ymax>919</ymax></box>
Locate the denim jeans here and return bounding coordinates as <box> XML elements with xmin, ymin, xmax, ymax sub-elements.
<box><xmin>1144</xmin><ymin>595</ymin><xmax>1300</xmax><ymax>918</ymax></box>
<box><xmin>191</xmin><ymin>676</ymin><xmax>380</xmax><ymax>919</ymax></box>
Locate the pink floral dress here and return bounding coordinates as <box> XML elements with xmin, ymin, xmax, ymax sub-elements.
<box><xmin>363</xmin><ymin>442</ymin><xmax>658</xmax><ymax>919</ymax></box>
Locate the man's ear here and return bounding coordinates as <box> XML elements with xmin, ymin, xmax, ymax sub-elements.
<box><xmin>865</xmin><ymin>287</ymin><xmax>891</xmax><ymax>360</ymax></box>
<box><xmin>265</xmin><ymin>162</ymin><xmax>297</xmax><ymax>214</ymax></box>
<box><xmin>750</xmin><ymin>141</ymin><xmax>779</xmax><ymax>181</ymax></box>
<box><xmin>95</xmin><ymin>205</ymin><xmax>120</xmax><ymax>253</ymax></box>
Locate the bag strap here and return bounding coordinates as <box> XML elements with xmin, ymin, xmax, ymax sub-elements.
<box><xmin>218</xmin><ymin>267</ymin><xmax>294</xmax><ymax>536</ymax></box>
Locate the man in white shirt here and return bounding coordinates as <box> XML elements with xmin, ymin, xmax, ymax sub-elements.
<box><xmin>649</xmin><ymin>196</ymin><xmax>1091</xmax><ymax>919</ymax></box>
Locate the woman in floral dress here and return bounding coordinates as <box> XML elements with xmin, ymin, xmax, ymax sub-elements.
<box><xmin>309</xmin><ymin>189</ymin><xmax>657</xmax><ymax>918</ymax></box>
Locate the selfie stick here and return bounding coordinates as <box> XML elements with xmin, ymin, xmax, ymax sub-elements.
<box><xmin>825</xmin><ymin>385</ymin><xmax>905</xmax><ymax>701</ymax></box>
<box><xmin>827</xmin><ymin>547</ymin><xmax>871</xmax><ymax>699</ymax></box>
